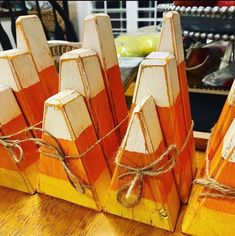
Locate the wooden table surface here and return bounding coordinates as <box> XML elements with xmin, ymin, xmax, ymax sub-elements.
<box><xmin>0</xmin><ymin>151</ymin><xmax>204</xmax><ymax>236</ymax></box>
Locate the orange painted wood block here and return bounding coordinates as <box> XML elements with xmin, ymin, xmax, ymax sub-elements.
<box><xmin>208</xmin><ymin>80</ymin><xmax>235</xmax><ymax>160</ymax></box>
<box><xmin>158</xmin><ymin>11</ymin><xmax>196</xmax><ymax>178</ymax></box>
<box><xmin>16</xmin><ymin>15</ymin><xmax>58</xmax><ymax>96</ymax></box>
<box><xmin>83</xmin><ymin>14</ymin><xmax>128</xmax><ymax>140</ymax></box>
<box><xmin>0</xmin><ymin>49</ymin><xmax>47</xmax><ymax>138</ymax></box>
<box><xmin>182</xmin><ymin>118</ymin><xmax>235</xmax><ymax>236</ymax></box>
<box><xmin>38</xmin><ymin>90</ymin><xmax>111</xmax><ymax>211</ymax></box>
<box><xmin>60</xmin><ymin>48</ymin><xmax>120</xmax><ymax>174</ymax></box>
<box><xmin>104</xmin><ymin>96</ymin><xmax>180</xmax><ymax>231</ymax></box>
<box><xmin>0</xmin><ymin>85</ymin><xmax>39</xmax><ymax>194</ymax></box>
<box><xmin>132</xmin><ymin>52</ymin><xmax>193</xmax><ymax>202</ymax></box>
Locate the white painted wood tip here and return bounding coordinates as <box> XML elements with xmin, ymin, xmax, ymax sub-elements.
<box><xmin>60</xmin><ymin>48</ymin><xmax>104</xmax><ymax>97</ymax></box>
<box><xmin>83</xmin><ymin>12</ymin><xmax>117</xmax><ymax>69</ymax></box>
<box><xmin>0</xmin><ymin>48</ymin><xmax>26</xmax><ymax>58</ymax></box>
<box><xmin>133</xmin><ymin>95</ymin><xmax>156</xmax><ymax>113</ymax></box>
<box><xmin>85</xmin><ymin>13</ymin><xmax>110</xmax><ymax>21</ymax></box>
<box><xmin>44</xmin><ymin>89</ymin><xmax>92</xmax><ymax>140</ymax></box>
<box><xmin>164</xmin><ymin>11</ymin><xmax>179</xmax><ymax>19</ymax></box>
<box><xmin>16</xmin><ymin>14</ymin><xmax>39</xmax><ymax>23</ymax></box>
<box><xmin>45</xmin><ymin>89</ymin><xmax>81</xmax><ymax>106</ymax></box>
<box><xmin>61</xmin><ymin>48</ymin><xmax>96</xmax><ymax>60</ymax></box>
<box><xmin>16</xmin><ymin>14</ymin><xmax>53</xmax><ymax>71</ymax></box>
<box><xmin>126</xmin><ymin>95</ymin><xmax>162</xmax><ymax>153</ymax></box>
<box><xmin>158</xmin><ymin>10</ymin><xmax>184</xmax><ymax>64</ymax></box>
<box><xmin>0</xmin><ymin>49</ymin><xmax>40</xmax><ymax>91</ymax></box>
<box><xmin>0</xmin><ymin>84</ymin><xmax>21</xmax><ymax>124</ymax></box>
<box><xmin>228</xmin><ymin>80</ymin><xmax>235</xmax><ymax>106</ymax></box>
<box><xmin>146</xmin><ymin>52</ymin><xmax>174</xmax><ymax>61</ymax></box>
<box><xmin>133</xmin><ymin>52</ymin><xmax>180</xmax><ymax>108</ymax></box>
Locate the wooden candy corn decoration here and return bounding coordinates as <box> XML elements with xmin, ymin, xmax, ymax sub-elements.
<box><xmin>132</xmin><ymin>52</ymin><xmax>193</xmax><ymax>202</ymax></box>
<box><xmin>182</xmin><ymin>118</ymin><xmax>235</xmax><ymax>236</ymax></box>
<box><xmin>207</xmin><ymin>80</ymin><xmax>235</xmax><ymax>160</ymax></box>
<box><xmin>83</xmin><ymin>14</ymin><xmax>128</xmax><ymax>140</ymax></box>
<box><xmin>104</xmin><ymin>96</ymin><xmax>179</xmax><ymax>231</ymax></box>
<box><xmin>158</xmin><ymin>11</ymin><xmax>196</xmax><ymax>177</ymax></box>
<box><xmin>38</xmin><ymin>90</ymin><xmax>111</xmax><ymax>211</ymax></box>
<box><xmin>0</xmin><ymin>49</ymin><xmax>47</xmax><ymax>138</ymax></box>
<box><xmin>60</xmin><ymin>48</ymin><xmax>120</xmax><ymax>174</ymax></box>
<box><xmin>0</xmin><ymin>85</ymin><xmax>39</xmax><ymax>194</ymax></box>
<box><xmin>16</xmin><ymin>15</ymin><xmax>58</xmax><ymax>96</ymax></box>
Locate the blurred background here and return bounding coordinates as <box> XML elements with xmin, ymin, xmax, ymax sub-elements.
<box><xmin>0</xmin><ymin>0</ymin><xmax>234</xmax><ymax>134</ymax></box>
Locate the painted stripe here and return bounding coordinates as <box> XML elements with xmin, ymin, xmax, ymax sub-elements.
<box><xmin>106</xmin><ymin>65</ymin><xmax>128</xmax><ymax>138</ymax></box>
<box><xmin>40</xmin><ymin>125</ymin><xmax>107</xmax><ymax>185</ymax></box>
<box><xmin>38</xmin><ymin>65</ymin><xmax>58</xmax><ymax>96</ymax></box>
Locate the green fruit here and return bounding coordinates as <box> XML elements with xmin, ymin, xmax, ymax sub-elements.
<box><xmin>136</xmin><ymin>34</ymin><xmax>160</xmax><ymax>56</ymax></box>
<box><xmin>115</xmin><ymin>33</ymin><xmax>160</xmax><ymax>57</ymax></box>
<box><xmin>115</xmin><ymin>35</ymin><xmax>141</xmax><ymax>57</ymax></box>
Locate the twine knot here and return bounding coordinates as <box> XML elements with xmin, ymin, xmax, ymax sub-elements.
<box><xmin>116</xmin><ymin>120</ymin><xmax>194</xmax><ymax>208</ymax></box>
<box><xmin>116</xmin><ymin>144</ymin><xmax>178</xmax><ymax>208</ymax></box>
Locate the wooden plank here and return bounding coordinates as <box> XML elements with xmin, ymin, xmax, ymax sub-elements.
<box><xmin>16</xmin><ymin>15</ymin><xmax>58</xmax><ymax>96</ymax></box>
<box><xmin>0</xmin><ymin>85</ymin><xmax>39</xmax><ymax>193</ymax></box>
<box><xmin>60</xmin><ymin>48</ymin><xmax>120</xmax><ymax>174</ymax></box>
<box><xmin>158</xmin><ymin>11</ymin><xmax>196</xmax><ymax>178</ymax></box>
<box><xmin>194</xmin><ymin>131</ymin><xmax>210</xmax><ymax>151</ymax></box>
<box><xmin>0</xmin><ymin>49</ymin><xmax>47</xmax><ymax>138</ymax></box>
<box><xmin>38</xmin><ymin>89</ymin><xmax>111</xmax><ymax>211</ymax></box>
<box><xmin>83</xmin><ymin>14</ymin><xmax>128</xmax><ymax>140</ymax></box>
<box><xmin>133</xmin><ymin>53</ymin><xmax>193</xmax><ymax>203</ymax></box>
<box><xmin>104</xmin><ymin>96</ymin><xmax>180</xmax><ymax>231</ymax></box>
<box><xmin>182</xmin><ymin>119</ymin><xmax>235</xmax><ymax>236</ymax></box>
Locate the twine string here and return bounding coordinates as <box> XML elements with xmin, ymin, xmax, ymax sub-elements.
<box><xmin>116</xmin><ymin>120</ymin><xmax>194</xmax><ymax>208</ymax></box>
<box><xmin>0</xmin><ymin>116</ymin><xmax>129</xmax><ymax>193</ymax></box>
<box><xmin>194</xmin><ymin>126</ymin><xmax>235</xmax><ymax>199</ymax></box>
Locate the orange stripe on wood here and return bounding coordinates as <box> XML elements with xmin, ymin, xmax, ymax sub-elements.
<box><xmin>88</xmin><ymin>89</ymin><xmax>120</xmax><ymax>173</ymax></box>
<box><xmin>0</xmin><ymin>115</ymin><xmax>39</xmax><ymax>171</ymax></box>
<box><xmin>111</xmin><ymin>141</ymin><xmax>175</xmax><ymax>203</ymax></box>
<box><xmin>14</xmin><ymin>82</ymin><xmax>46</xmax><ymax>138</ymax></box>
<box><xmin>157</xmin><ymin>94</ymin><xmax>192</xmax><ymax>202</ymax></box>
<box><xmin>40</xmin><ymin>125</ymin><xmax>107</xmax><ymax>185</ymax></box>
<box><xmin>105</xmin><ymin>65</ymin><xmax>128</xmax><ymax>140</ymax></box>
<box><xmin>38</xmin><ymin>65</ymin><xmax>58</xmax><ymax>97</ymax></box>
<box><xmin>178</xmin><ymin>61</ymin><xmax>196</xmax><ymax>176</ymax></box>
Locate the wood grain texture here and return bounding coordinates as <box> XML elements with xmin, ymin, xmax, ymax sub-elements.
<box><xmin>0</xmin><ymin>151</ymin><xmax>204</xmax><ymax>235</ymax></box>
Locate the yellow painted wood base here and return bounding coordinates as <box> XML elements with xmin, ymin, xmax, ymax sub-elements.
<box><xmin>104</xmin><ymin>184</ymin><xmax>179</xmax><ymax>231</ymax></box>
<box><xmin>182</xmin><ymin>185</ymin><xmax>235</xmax><ymax>236</ymax></box>
<box><xmin>0</xmin><ymin>162</ymin><xmax>38</xmax><ymax>194</ymax></box>
<box><xmin>38</xmin><ymin>169</ymin><xmax>111</xmax><ymax>211</ymax></box>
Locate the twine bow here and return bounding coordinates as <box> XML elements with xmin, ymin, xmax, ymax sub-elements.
<box><xmin>116</xmin><ymin>119</ymin><xmax>194</xmax><ymax>208</ymax></box>
<box><xmin>0</xmin><ymin>115</ymin><xmax>130</xmax><ymax>194</ymax></box>
<box><xmin>0</xmin><ymin>123</ymin><xmax>91</xmax><ymax>194</ymax></box>
<box><xmin>116</xmin><ymin>144</ymin><xmax>178</xmax><ymax>208</ymax></box>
